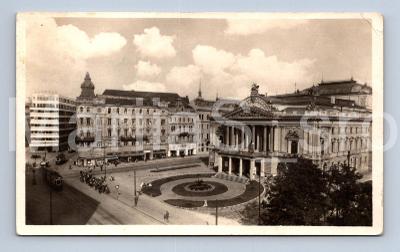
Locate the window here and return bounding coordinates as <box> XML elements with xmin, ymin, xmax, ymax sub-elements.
<box><xmin>132</xmin><ymin>119</ymin><xmax>135</xmax><ymax>125</ymax></box>
<box><xmin>108</xmin><ymin>129</ymin><xmax>111</xmax><ymax>137</ymax></box>
<box><xmin>97</xmin><ymin>108</ymin><xmax>101</xmax><ymax>113</ymax></box>
<box><xmin>86</xmin><ymin>118</ymin><xmax>91</xmax><ymax>125</ymax></box>
<box><xmin>80</xmin><ymin>107</ymin><xmax>84</xmax><ymax>112</ymax></box>
<box><xmin>117</xmin><ymin>108</ymin><xmax>120</xmax><ymax>114</ymax></box>
<box><xmin>107</xmin><ymin>118</ymin><xmax>111</xmax><ymax>125</ymax></box>
<box><xmin>124</xmin><ymin>108</ymin><xmax>127</xmax><ymax>114</ymax></box>
<box><xmin>86</xmin><ymin>107</ymin><xmax>90</xmax><ymax>113</ymax></box>
<box><xmin>124</xmin><ymin>118</ymin><xmax>128</xmax><ymax>124</ymax></box>
<box><xmin>108</xmin><ymin>108</ymin><xmax>111</xmax><ymax>114</ymax></box>
<box><xmin>80</xmin><ymin>118</ymin><xmax>84</xmax><ymax>125</ymax></box>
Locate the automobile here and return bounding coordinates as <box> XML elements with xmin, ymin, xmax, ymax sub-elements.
<box><xmin>55</xmin><ymin>153</ymin><xmax>67</xmax><ymax>165</ymax></box>
<box><xmin>40</xmin><ymin>160</ymin><xmax>49</xmax><ymax>168</ymax></box>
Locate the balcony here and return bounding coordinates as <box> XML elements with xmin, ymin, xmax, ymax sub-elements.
<box><xmin>75</xmin><ymin>136</ymin><xmax>95</xmax><ymax>143</ymax></box>
<box><xmin>119</xmin><ymin>136</ymin><xmax>135</xmax><ymax>142</ymax></box>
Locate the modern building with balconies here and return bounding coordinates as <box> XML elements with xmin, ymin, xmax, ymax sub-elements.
<box><xmin>28</xmin><ymin>93</ymin><xmax>76</xmax><ymax>152</ymax></box>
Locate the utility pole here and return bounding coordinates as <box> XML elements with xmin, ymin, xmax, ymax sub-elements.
<box><xmin>134</xmin><ymin>170</ymin><xmax>137</xmax><ymax>197</ymax></box>
<box><xmin>258</xmin><ymin>172</ymin><xmax>262</xmax><ymax>225</ymax></box>
<box><xmin>133</xmin><ymin>170</ymin><xmax>138</xmax><ymax>206</ymax></box>
<box><xmin>215</xmin><ymin>200</ymin><xmax>218</xmax><ymax>225</ymax></box>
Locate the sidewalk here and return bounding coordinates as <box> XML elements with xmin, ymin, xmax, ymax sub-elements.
<box><xmin>66</xmin><ymin>177</ymin><xmax>239</xmax><ymax>225</ymax></box>
<box><xmin>59</xmin><ymin>154</ymin><xmax>208</xmax><ymax>177</ymax></box>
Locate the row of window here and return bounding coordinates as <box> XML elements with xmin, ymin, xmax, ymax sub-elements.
<box><xmin>331</xmin><ymin>126</ymin><xmax>369</xmax><ymax>135</ymax></box>
<box><xmin>79</xmin><ymin>106</ymin><xmax>166</xmax><ymax>115</ymax></box>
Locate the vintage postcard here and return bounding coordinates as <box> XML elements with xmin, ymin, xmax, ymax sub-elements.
<box><xmin>16</xmin><ymin>12</ymin><xmax>383</xmax><ymax>235</ymax></box>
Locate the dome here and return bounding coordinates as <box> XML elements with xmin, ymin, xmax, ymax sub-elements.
<box><xmin>81</xmin><ymin>72</ymin><xmax>95</xmax><ymax>89</ymax></box>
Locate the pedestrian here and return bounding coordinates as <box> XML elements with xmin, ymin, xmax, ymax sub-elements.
<box><xmin>164</xmin><ymin>210</ymin><xmax>169</xmax><ymax>222</ymax></box>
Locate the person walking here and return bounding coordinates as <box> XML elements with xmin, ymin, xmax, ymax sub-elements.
<box><xmin>164</xmin><ymin>210</ymin><xmax>169</xmax><ymax>222</ymax></box>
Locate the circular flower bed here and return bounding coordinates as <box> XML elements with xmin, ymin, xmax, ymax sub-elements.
<box><xmin>172</xmin><ymin>181</ymin><xmax>228</xmax><ymax>197</ymax></box>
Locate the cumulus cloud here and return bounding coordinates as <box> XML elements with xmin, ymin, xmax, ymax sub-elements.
<box><xmin>25</xmin><ymin>16</ymin><xmax>127</xmax><ymax>97</ymax></box>
<box><xmin>135</xmin><ymin>60</ymin><xmax>161</xmax><ymax>78</ymax></box>
<box><xmin>192</xmin><ymin>45</ymin><xmax>235</xmax><ymax>75</ymax></box>
<box><xmin>165</xmin><ymin>65</ymin><xmax>202</xmax><ymax>97</ymax></box>
<box><xmin>225</xmin><ymin>19</ymin><xmax>308</xmax><ymax>35</ymax></box>
<box><xmin>122</xmin><ymin>80</ymin><xmax>167</xmax><ymax>92</ymax></box>
<box><xmin>133</xmin><ymin>27</ymin><xmax>176</xmax><ymax>59</ymax></box>
<box><xmin>55</xmin><ymin>24</ymin><xmax>126</xmax><ymax>58</ymax></box>
<box><xmin>189</xmin><ymin>45</ymin><xmax>315</xmax><ymax>98</ymax></box>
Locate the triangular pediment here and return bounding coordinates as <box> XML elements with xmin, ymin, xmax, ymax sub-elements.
<box><xmin>225</xmin><ymin>106</ymin><xmax>275</xmax><ymax>120</ymax></box>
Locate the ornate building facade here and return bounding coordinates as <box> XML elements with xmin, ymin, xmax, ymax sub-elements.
<box><xmin>209</xmin><ymin>83</ymin><xmax>372</xmax><ymax>180</ymax></box>
<box><xmin>75</xmin><ymin>73</ymin><xmax>200</xmax><ymax>166</ymax></box>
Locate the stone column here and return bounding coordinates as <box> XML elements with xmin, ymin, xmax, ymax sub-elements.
<box><xmin>218</xmin><ymin>155</ymin><xmax>223</xmax><ymax>173</ymax></box>
<box><xmin>230</xmin><ymin>126</ymin><xmax>234</xmax><ymax>149</ymax></box>
<box><xmin>261</xmin><ymin>159</ymin><xmax>265</xmax><ymax>177</ymax></box>
<box><xmin>235</xmin><ymin>132</ymin><xmax>239</xmax><ymax>150</ymax></box>
<box><xmin>228</xmin><ymin>157</ymin><xmax>232</xmax><ymax>174</ymax></box>
<box><xmin>263</xmin><ymin>126</ymin><xmax>267</xmax><ymax>153</ymax></box>
<box><xmin>252</xmin><ymin>125</ymin><xmax>256</xmax><ymax>150</ymax></box>
<box><xmin>250</xmin><ymin>159</ymin><xmax>256</xmax><ymax>180</ymax></box>
<box><xmin>256</xmin><ymin>129</ymin><xmax>260</xmax><ymax>152</ymax></box>
<box><xmin>225</xmin><ymin>126</ymin><xmax>229</xmax><ymax>146</ymax></box>
<box><xmin>241</xmin><ymin>125</ymin><xmax>245</xmax><ymax>150</ymax></box>
<box><xmin>271</xmin><ymin>127</ymin><xmax>275</xmax><ymax>152</ymax></box>
<box><xmin>239</xmin><ymin>158</ymin><xmax>243</xmax><ymax>177</ymax></box>
<box><xmin>274</xmin><ymin>126</ymin><xmax>279</xmax><ymax>152</ymax></box>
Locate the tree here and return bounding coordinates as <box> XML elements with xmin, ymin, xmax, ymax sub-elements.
<box><xmin>262</xmin><ymin>158</ymin><xmax>327</xmax><ymax>225</ymax></box>
<box><xmin>325</xmin><ymin>163</ymin><xmax>371</xmax><ymax>226</ymax></box>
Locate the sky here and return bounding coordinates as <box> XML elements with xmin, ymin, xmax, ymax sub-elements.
<box><xmin>25</xmin><ymin>16</ymin><xmax>372</xmax><ymax>100</ymax></box>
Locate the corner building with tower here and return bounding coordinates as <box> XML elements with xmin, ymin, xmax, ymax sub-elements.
<box><xmin>75</xmin><ymin>72</ymin><xmax>200</xmax><ymax>166</ymax></box>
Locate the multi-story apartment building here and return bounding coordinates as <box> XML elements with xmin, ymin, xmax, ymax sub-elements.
<box><xmin>210</xmin><ymin>82</ymin><xmax>372</xmax><ymax>180</ymax></box>
<box><xmin>29</xmin><ymin>93</ymin><xmax>76</xmax><ymax>152</ymax></box>
<box><xmin>75</xmin><ymin>73</ymin><xmax>200</xmax><ymax>166</ymax></box>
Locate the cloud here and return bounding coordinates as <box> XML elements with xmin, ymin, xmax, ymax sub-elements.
<box><xmin>225</xmin><ymin>19</ymin><xmax>308</xmax><ymax>35</ymax></box>
<box><xmin>122</xmin><ymin>80</ymin><xmax>167</xmax><ymax>92</ymax></box>
<box><xmin>25</xmin><ymin>16</ymin><xmax>127</xmax><ymax>97</ymax></box>
<box><xmin>192</xmin><ymin>45</ymin><xmax>235</xmax><ymax>75</ymax></box>
<box><xmin>165</xmin><ymin>65</ymin><xmax>202</xmax><ymax>97</ymax></box>
<box><xmin>135</xmin><ymin>60</ymin><xmax>161</xmax><ymax>78</ymax></box>
<box><xmin>56</xmin><ymin>25</ymin><xmax>126</xmax><ymax>58</ymax></box>
<box><xmin>133</xmin><ymin>27</ymin><xmax>176</xmax><ymax>59</ymax></box>
<box><xmin>189</xmin><ymin>45</ymin><xmax>315</xmax><ymax>98</ymax></box>
<box><xmin>231</xmin><ymin>48</ymin><xmax>315</xmax><ymax>92</ymax></box>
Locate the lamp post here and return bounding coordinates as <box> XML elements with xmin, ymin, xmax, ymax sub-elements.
<box><xmin>258</xmin><ymin>171</ymin><xmax>261</xmax><ymax>225</ymax></box>
<box><xmin>215</xmin><ymin>199</ymin><xmax>218</xmax><ymax>225</ymax></box>
<box><xmin>49</xmin><ymin>188</ymin><xmax>53</xmax><ymax>225</ymax></box>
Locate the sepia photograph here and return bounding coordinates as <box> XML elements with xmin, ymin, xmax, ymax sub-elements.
<box><xmin>16</xmin><ymin>12</ymin><xmax>383</xmax><ymax>235</ymax></box>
